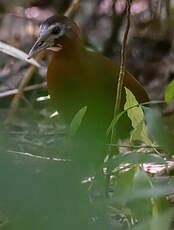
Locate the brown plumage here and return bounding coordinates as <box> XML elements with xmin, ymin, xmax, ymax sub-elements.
<box><xmin>28</xmin><ymin>15</ymin><xmax>149</xmax><ymax>164</ymax></box>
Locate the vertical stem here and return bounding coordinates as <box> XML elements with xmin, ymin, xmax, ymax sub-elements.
<box><xmin>105</xmin><ymin>0</ymin><xmax>132</xmax><ymax>196</ymax></box>
<box><xmin>110</xmin><ymin>0</ymin><xmax>131</xmax><ymax>147</ymax></box>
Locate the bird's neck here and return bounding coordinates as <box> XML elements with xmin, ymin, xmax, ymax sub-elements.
<box><xmin>52</xmin><ymin>36</ymin><xmax>84</xmax><ymax>59</ymax></box>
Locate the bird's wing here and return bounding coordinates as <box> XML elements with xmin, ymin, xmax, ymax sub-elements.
<box><xmin>84</xmin><ymin>50</ymin><xmax>149</xmax><ymax>104</ymax></box>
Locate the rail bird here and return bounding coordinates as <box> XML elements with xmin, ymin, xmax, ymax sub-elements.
<box><xmin>28</xmin><ymin>15</ymin><xmax>149</xmax><ymax>165</ymax></box>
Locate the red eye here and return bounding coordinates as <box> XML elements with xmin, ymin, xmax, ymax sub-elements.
<box><xmin>52</xmin><ymin>27</ymin><xmax>61</xmax><ymax>35</ymax></box>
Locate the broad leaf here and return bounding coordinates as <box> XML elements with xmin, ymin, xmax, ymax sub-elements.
<box><xmin>69</xmin><ymin>106</ymin><xmax>87</xmax><ymax>136</ymax></box>
<box><xmin>124</xmin><ymin>88</ymin><xmax>152</xmax><ymax>145</ymax></box>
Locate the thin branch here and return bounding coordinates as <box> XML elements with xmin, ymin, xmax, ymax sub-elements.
<box><xmin>114</xmin><ymin>0</ymin><xmax>131</xmax><ymax>117</ymax></box>
<box><xmin>110</xmin><ymin>0</ymin><xmax>131</xmax><ymax>145</ymax></box>
<box><xmin>107</xmin><ymin>144</ymin><xmax>160</xmax><ymax>149</ymax></box>
<box><xmin>0</xmin><ymin>82</ymin><xmax>46</xmax><ymax>98</ymax></box>
<box><xmin>6</xmin><ymin>52</ymin><xmax>45</xmax><ymax>123</ymax></box>
<box><xmin>105</xmin><ymin>0</ymin><xmax>131</xmax><ymax>197</ymax></box>
<box><xmin>8</xmin><ymin>150</ymin><xmax>70</xmax><ymax>162</ymax></box>
<box><xmin>64</xmin><ymin>0</ymin><xmax>81</xmax><ymax>18</ymax></box>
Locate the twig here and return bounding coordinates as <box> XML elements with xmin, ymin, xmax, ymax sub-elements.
<box><xmin>64</xmin><ymin>0</ymin><xmax>81</xmax><ymax>17</ymax></box>
<box><xmin>0</xmin><ymin>82</ymin><xmax>46</xmax><ymax>98</ymax></box>
<box><xmin>105</xmin><ymin>0</ymin><xmax>131</xmax><ymax>197</ymax></box>
<box><xmin>6</xmin><ymin>0</ymin><xmax>82</xmax><ymax>123</ymax></box>
<box><xmin>6</xmin><ymin>52</ymin><xmax>45</xmax><ymax>123</ymax></box>
<box><xmin>107</xmin><ymin>144</ymin><xmax>160</xmax><ymax>149</ymax></box>
<box><xmin>110</xmin><ymin>0</ymin><xmax>131</xmax><ymax>146</ymax></box>
<box><xmin>8</xmin><ymin>149</ymin><xmax>70</xmax><ymax>162</ymax></box>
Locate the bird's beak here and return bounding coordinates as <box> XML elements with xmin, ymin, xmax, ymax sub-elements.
<box><xmin>28</xmin><ymin>36</ymin><xmax>50</xmax><ymax>59</ymax></box>
<box><xmin>28</xmin><ymin>36</ymin><xmax>63</xmax><ymax>59</ymax></box>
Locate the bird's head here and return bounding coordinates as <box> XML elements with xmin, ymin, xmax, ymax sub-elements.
<box><xmin>28</xmin><ymin>15</ymin><xmax>82</xmax><ymax>59</ymax></box>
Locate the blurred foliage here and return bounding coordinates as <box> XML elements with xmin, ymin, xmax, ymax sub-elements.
<box><xmin>165</xmin><ymin>79</ymin><xmax>174</xmax><ymax>105</ymax></box>
<box><xmin>69</xmin><ymin>106</ymin><xmax>87</xmax><ymax>136</ymax></box>
<box><xmin>0</xmin><ymin>0</ymin><xmax>174</xmax><ymax>229</ymax></box>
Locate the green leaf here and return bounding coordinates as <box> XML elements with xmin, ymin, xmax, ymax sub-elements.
<box><xmin>133</xmin><ymin>209</ymin><xmax>173</xmax><ymax>230</ymax></box>
<box><xmin>133</xmin><ymin>167</ymin><xmax>152</xmax><ymax>189</ymax></box>
<box><xmin>124</xmin><ymin>88</ymin><xmax>152</xmax><ymax>145</ymax></box>
<box><xmin>143</xmin><ymin>106</ymin><xmax>174</xmax><ymax>154</ymax></box>
<box><xmin>113</xmin><ymin>152</ymin><xmax>166</xmax><ymax>166</ymax></box>
<box><xmin>131</xmin><ymin>120</ymin><xmax>152</xmax><ymax>145</ymax></box>
<box><xmin>106</xmin><ymin>110</ymin><xmax>127</xmax><ymax>138</ymax></box>
<box><xmin>115</xmin><ymin>167</ymin><xmax>136</xmax><ymax>197</ymax></box>
<box><xmin>69</xmin><ymin>106</ymin><xmax>87</xmax><ymax>136</ymax></box>
<box><xmin>165</xmin><ymin>79</ymin><xmax>174</xmax><ymax>105</ymax></box>
<box><xmin>131</xmin><ymin>167</ymin><xmax>153</xmax><ymax>222</ymax></box>
<box><xmin>150</xmin><ymin>208</ymin><xmax>173</xmax><ymax>230</ymax></box>
<box><xmin>106</xmin><ymin>104</ymin><xmax>140</xmax><ymax>139</ymax></box>
<box><xmin>118</xmin><ymin>184</ymin><xmax>174</xmax><ymax>203</ymax></box>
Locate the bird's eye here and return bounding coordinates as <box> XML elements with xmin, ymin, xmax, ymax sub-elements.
<box><xmin>52</xmin><ymin>26</ymin><xmax>61</xmax><ymax>35</ymax></box>
<box><xmin>37</xmin><ymin>41</ymin><xmax>44</xmax><ymax>47</ymax></box>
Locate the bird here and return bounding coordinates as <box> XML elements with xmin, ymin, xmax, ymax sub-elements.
<box><xmin>28</xmin><ymin>15</ymin><xmax>149</xmax><ymax>166</ymax></box>
<box><xmin>27</xmin><ymin>16</ymin><xmax>150</xmax><ymax>227</ymax></box>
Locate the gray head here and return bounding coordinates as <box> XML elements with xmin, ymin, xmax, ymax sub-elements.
<box><xmin>28</xmin><ymin>15</ymin><xmax>82</xmax><ymax>58</ymax></box>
